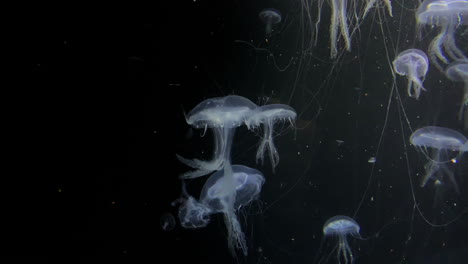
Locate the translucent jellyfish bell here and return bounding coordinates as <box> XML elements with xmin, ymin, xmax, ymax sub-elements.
<box><xmin>177</xmin><ymin>95</ymin><xmax>258</xmax><ymax>179</ymax></box>
<box><xmin>445</xmin><ymin>60</ymin><xmax>468</xmax><ymax>121</ymax></box>
<box><xmin>245</xmin><ymin>104</ymin><xmax>297</xmax><ymax>172</ymax></box>
<box><xmin>179</xmin><ymin>165</ymin><xmax>265</xmax><ymax>256</ymax></box>
<box><xmin>416</xmin><ymin>0</ymin><xmax>468</xmax><ymax>69</ymax></box>
<box><xmin>322</xmin><ymin>215</ymin><xmax>361</xmax><ymax>264</ymax></box>
<box><xmin>259</xmin><ymin>8</ymin><xmax>282</xmax><ymax>36</ymax></box>
<box><xmin>393</xmin><ymin>49</ymin><xmax>429</xmax><ymax>99</ymax></box>
<box><xmin>410</xmin><ymin>126</ymin><xmax>467</xmax><ymax>191</ymax></box>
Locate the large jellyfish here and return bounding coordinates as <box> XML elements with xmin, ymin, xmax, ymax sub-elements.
<box><xmin>445</xmin><ymin>60</ymin><xmax>468</xmax><ymax>122</ymax></box>
<box><xmin>416</xmin><ymin>0</ymin><xmax>468</xmax><ymax>70</ymax></box>
<box><xmin>393</xmin><ymin>49</ymin><xmax>429</xmax><ymax>99</ymax></box>
<box><xmin>245</xmin><ymin>104</ymin><xmax>296</xmax><ymax>173</ymax></box>
<box><xmin>259</xmin><ymin>8</ymin><xmax>282</xmax><ymax>36</ymax></box>
<box><xmin>177</xmin><ymin>95</ymin><xmax>258</xmax><ymax>179</ymax></box>
<box><xmin>322</xmin><ymin>215</ymin><xmax>361</xmax><ymax>264</ymax></box>
<box><xmin>178</xmin><ymin>165</ymin><xmax>265</xmax><ymax>256</ymax></box>
<box><xmin>410</xmin><ymin>126</ymin><xmax>467</xmax><ymax>192</ymax></box>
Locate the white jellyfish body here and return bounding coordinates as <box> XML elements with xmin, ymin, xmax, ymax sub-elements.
<box><xmin>259</xmin><ymin>8</ymin><xmax>282</xmax><ymax>36</ymax></box>
<box><xmin>178</xmin><ymin>165</ymin><xmax>265</xmax><ymax>256</ymax></box>
<box><xmin>177</xmin><ymin>95</ymin><xmax>258</xmax><ymax>179</ymax></box>
<box><xmin>245</xmin><ymin>104</ymin><xmax>297</xmax><ymax>173</ymax></box>
<box><xmin>322</xmin><ymin>215</ymin><xmax>361</xmax><ymax>264</ymax></box>
<box><xmin>393</xmin><ymin>49</ymin><xmax>429</xmax><ymax>99</ymax></box>
<box><xmin>410</xmin><ymin>126</ymin><xmax>467</xmax><ymax>192</ymax></box>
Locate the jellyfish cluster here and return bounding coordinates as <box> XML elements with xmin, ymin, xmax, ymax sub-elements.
<box><xmin>164</xmin><ymin>1</ymin><xmax>468</xmax><ymax>262</ymax></box>
<box><xmin>175</xmin><ymin>95</ymin><xmax>296</xmax><ymax>256</ymax></box>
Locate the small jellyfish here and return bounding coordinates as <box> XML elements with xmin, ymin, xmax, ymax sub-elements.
<box><xmin>393</xmin><ymin>49</ymin><xmax>429</xmax><ymax>99</ymax></box>
<box><xmin>177</xmin><ymin>95</ymin><xmax>258</xmax><ymax>179</ymax></box>
<box><xmin>160</xmin><ymin>212</ymin><xmax>176</xmax><ymax>231</ymax></box>
<box><xmin>410</xmin><ymin>126</ymin><xmax>467</xmax><ymax>192</ymax></box>
<box><xmin>322</xmin><ymin>215</ymin><xmax>361</xmax><ymax>264</ymax></box>
<box><xmin>178</xmin><ymin>165</ymin><xmax>265</xmax><ymax>256</ymax></box>
<box><xmin>445</xmin><ymin>60</ymin><xmax>468</xmax><ymax>122</ymax></box>
<box><xmin>259</xmin><ymin>8</ymin><xmax>282</xmax><ymax>36</ymax></box>
<box><xmin>245</xmin><ymin>104</ymin><xmax>297</xmax><ymax>173</ymax></box>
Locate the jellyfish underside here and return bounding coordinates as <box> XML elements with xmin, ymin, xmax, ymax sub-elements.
<box><xmin>246</xmin><ymin>104</ymin><xmax>296</xmax><ymax>173</ymax></box>
<box><xmin>256</xmin><ymin>118</ymin><xmax>280</xmax><ymax>172</ymax></box>
<box><xmin>417</xmin><ymin>0</ymin><xmax>468</xmax><ymax>70</ymax></box>
<box><xmin>421</xmin><ymin>148</ymin><xmax>460</xmax><ymax>193</ymax></box>
<box><xmin>178</xmin><ymin>95</ymin><xmax>257</xmax><ymax>179</ymax></box>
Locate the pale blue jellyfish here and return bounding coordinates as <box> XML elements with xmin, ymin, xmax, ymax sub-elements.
<box><xmin>410</xmin><ymin>126</ymin><xmax>467</xmax><ymax>192</ymax></box>
<box><xmin>416</xmin><ymin>0</ymin><xmax>468</xmax><ymax>70</ymax></box>
<box><xmin>177</xmin><ymin>95</ymin><xmax>258</xmax><ymax>179</ymax></box>
<box><xmin>245</xmin><ymin>104</ymin><xmax>296</xmax><ymax>173</ymax></box>
<box><xmin>259</xmin><ymin>8</ymin><xmax>282</xmax><ymax>36</ymax></box>
<box><xmin>445</xmin><ymin>60</ymin><xmax>468</xmax><ymax>122</ymax></box>
<box><xmin>178</xmin><ymin>165</ymin><xmax>265</xmax><ymax>256</ymax></box>
<box><xmin>393</xmin><ymin>49</ymin><xmax>429</xmax><ymax>99</ymax></box>
<box><xmin>323</xmin><ymin>215</ymin><xmax>361</xmax><ymax>264</ymax></box>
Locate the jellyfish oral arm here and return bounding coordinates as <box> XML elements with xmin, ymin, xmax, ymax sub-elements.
<box><xmin>329</xmin><ymin>0</ymin><xmax>351</xmax><ymax>58</ymax></box>
<box><xmin>255</xmin><ymin>122</ymin><xmax>280</xmax><ymax>173</ymax></box>
<box><xmin>407</xmin><ymin>64</ymin><xmax>426</xmax><ymax>99</ymax></box>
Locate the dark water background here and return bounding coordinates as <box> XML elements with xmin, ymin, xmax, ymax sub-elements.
<box><xmin>22</xmin><ymin>0</ymin><xmax>468</xmax><ymax>263</ymax></box>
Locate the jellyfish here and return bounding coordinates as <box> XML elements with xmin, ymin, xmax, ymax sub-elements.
<box><xmin>322</xmin><ymin>215</ymin><xmax>361</xmax><ymax>264</ymax></box>
<box><xmin>177</xmin><ymin>95</ymin><xmax>258</xmax><ymax>179</ymax></box>
<box><xmin>245</xmin><ymin>104</ymin><xmax>297</xmax><ymax>173</ymax></box>
<box><xmin>178</xmin><ymin>165</ymin><xmax>265</xmax><ymax>256</ymax></box>
<box><xmin>445</xmin><ymin>60</ymin><xmax>468</xmax><ymax>122</ymax></box>
<box><xmin>393</xmin><ymin>49</ymin><xmax>429</xmax><ymax>99</ymax></box>
<box><xmin>259</xmin><ymin>8</ymin><xmax>282</xmax><ymax>36</ymax></box>
<box><xmin>410</xmin><ymin>126</ymin><xmax>467</xmax><ymax>192</ymax></box>
<box><xmin>416</xmin><ymin>0</ymin><xmax>468</xmax><ymax>70</ymax></box>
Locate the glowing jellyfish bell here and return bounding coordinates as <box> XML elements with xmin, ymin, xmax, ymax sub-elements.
<box><xmin>393</xmin><ymin>49</ymin><xmax>429</xmax><ymax>99</ymax></box>
<box><xmin>259</xmin><ymin>8</ymin><xmax>282</xmax><ymax>36</ymax></box>
<box><xmin>410</xmin><ymin>126</ymin><xmax>467</xmax><ymax>192</ymax></box>
<box><xmin>177</xmin><ymin>95</ymin><xmax>258</xmax><ymax>179</ymax></box>
<box><xmin>445</xmin><ymin>60</ymin><xmax>468</xmax><ymax>122</ymax></box>
<box><xmin>322</xmin><ymin>215</ymin><xmax>361</xmax><ymax>264</ymax></box>
<box><xmin>245</xmin><ymin>104</ymin><xmax>297</xmax><ymax>172</ymax></box>
<box><xmin>178</xmin><ymin>165</ymin><xmax>265</xmax><ymax>256</ymax></box>
<box><xmin>416</xmin><ymin>0</ymin><xmax>468</xmax><ymax>70</ymax></box>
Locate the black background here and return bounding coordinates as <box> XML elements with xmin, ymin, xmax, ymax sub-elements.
<box><xmin>21</xmin><ymin>0</ymin><xmax>468</xmax><ymax>263</ymax></box>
